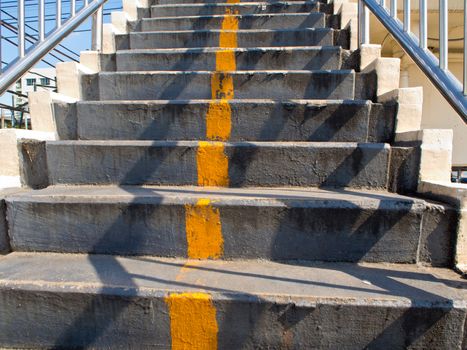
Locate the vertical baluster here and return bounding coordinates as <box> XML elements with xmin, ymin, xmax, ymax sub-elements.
<box><xmin>463</xmin><ymin>0</ymin><xmax>467</xmax><ymax>94</ymax></box>
<box><xmin>381</xmin><ymin>0</ymin><xmax>386</xmax><ymax>10</ymax></box>
<box><xmin>419</xmin><ymin>0</ymin><xmax>427</xmax><ymax>48</ymax></box>
<box><xmin>404</xmin><ymin>0</ymin><xmax>411</xmax><ymax>31</ymax></box>
<box><xmin>91</xmin><ymin>5</ymin><xmax>103</xmax><ymax>51</ymax></box>
<box><xmin>358</xmin><ymin>0</ymin><xmax>370</xmax><ymax>46</ymax></box>
<box><xmin>85</xmin><ymin>0</ymin><xmax>89</xmax><ymax>6</ymax></box>
<box><xmin>391</xmin><ymin>0</ymin><xmax>397</xmax><ymax>18</ymax></box>
<box><xmin>39</xmin><ymin>0</ymin><xmax>45</xmax><ymax>41</ymax></box>
<box><xmin>439</xmin><ymin>0</ymin><xmax>448</xmax><ymax>69</ymax></box>
<box><xmin>18</xmin><ymin>0</ymin><xmax>25</xmax><ymax>57</ymax></box>
<box><xmin>57</xmin><ymin>0</ymin><xmax>62</xmax><ymax>28</ymax></box>
<box><xmin>71</xmin><ymin>0</ymin><xmax>76</xmax><ymax>16</ymax></box>
<box><xmin>0</xmin><ymin>9</ymin><xmax>2</xmax><ymax>72</ymax></box>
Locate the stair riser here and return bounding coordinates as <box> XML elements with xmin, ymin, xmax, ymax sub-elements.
<box><xmin>93</xmin><ymin>71</ymin><xmax>356</xmax><ymax>101</ymax></box>
<box><xmin>128</xmin><ymin>29</ymin><xmax>347</xmax><ymax>49</ymax></box>
<box><xmin>0</xmin><ymin>289</ymin><xmax>463</xmax><ymax>349</ymax></box>
<box><xmin>116</xmin><ymin>48</ymin><xmax>342</xmax><ymax>71</ymax></box>
<box><xmin>45</xmin><ymin>142</ymin><xmax>390</xmax><ymax>187</ymax></box>
<box><xmin>151</xmin><ymin>3</ymin><xmax>323</xmax><ymax>16</ymax></box>
<box><xmin>141</xmin><ymin>13</ymin><xmax>326</xmax><ymax>31</ymax></box>
<box><xmin>76</xmin><ymin>101</ymin><xmax>381</xmax><ymax>142</ymax></box>
<box><xmin>8</xmin><ymin>199</ymin><xmax>422</xmax><ymax>262</ymax></box>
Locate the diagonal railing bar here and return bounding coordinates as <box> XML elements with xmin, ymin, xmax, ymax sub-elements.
<box><xmin>358</xmin><ymin>0</ymin><xmax>467</xmax><ymax>121</ymax></box>
<box><xmin>0</xmin><ymin>0</ymin><xmax>107</xmax><ymax>95</ymax></box>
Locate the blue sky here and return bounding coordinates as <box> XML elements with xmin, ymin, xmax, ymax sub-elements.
<box><xmin>1</xmin><ymin>0</ymin><xmax>122</xmax><ymax>106</ymax></box>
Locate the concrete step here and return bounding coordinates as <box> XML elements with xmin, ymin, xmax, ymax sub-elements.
<box><xmin>0</xmin><ymin>252</ymin><xmax>465</xmax><ymax>349</ymax></box>
<box><xmin>116</xmin><ymin>47</ymin><xmax>343</xmax><ymax>71</ymax></box>
<box><xmin>75</xmin><ymin>99</ymin><xmax>394</xmax><ymax>143</ymax></box>
<box><xmin>150</xmin><ymin>1</ymin><xmax>328</xmax><ymax>17</ymax></box>
<box><xmin>91</xmin><ymin>70</ymin><xmax>357</xmax><ymax>101</ymax></box>
<box><xmin>127</xmin><ymin>28</ymin><xmax>347</xmax><ymax>49</ymax></box>
<box><xmin>5</xmin><ymin>186</ymin><xmax>430</xmax><ymax>262</ymax></box>
<box><xmin>44</xmin><ymin>141</ymin><xmax>390</xmax><ymax>187</ymax></box>
<box><xmin>140</xmin><ymin>13</ymin><xmax>327</xmax><ymax>31</ymax></box>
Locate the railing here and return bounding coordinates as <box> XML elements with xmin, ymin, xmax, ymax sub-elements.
<box><xmin>0</xmin><ymin>0</ymin><xmax>107</xmax><ymax>95</ymax></box>
<box><xmin>358</xmin><ymin>0</ymin><xmax>467</xmax><ymax>121</ymax></box>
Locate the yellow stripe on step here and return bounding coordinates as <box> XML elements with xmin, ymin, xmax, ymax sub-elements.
<box><xmin>197</xmin><ymin>141</ymin><xmax>229</xmax><ymax>187</ymax></box>
<box><xmin>185</xmin><ymin>197</ymin><xmax>224</xmax><ymax>259</ymax></box>
<box><xmin>165</xmin><ymin>292</ymin><xmax>219</xmax><ymax>350</ymax></box>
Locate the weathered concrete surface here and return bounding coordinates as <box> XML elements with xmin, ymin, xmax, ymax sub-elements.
<box><xmin>116</xmin><ymin>46</ymin><xmax>344</xmax><ymax>71</ymax></box>
<box><xmin>141</xmin><ymin>13</ymin><xmax>327</xmax><ymax>31</ymax></box>
<box><xmin>388</xmin><ymin>146</ymin><xmax>421</xmax><ymax>195</ymax></box>
<box><xmin>128</xmin><ymin>28</ymin><xmax>347</xmax><ymax>49</ymax></box>
<box><xmin>0</xmin><ymin>253</ymin><xmax>465</xmax><ymax>349</ymax></box>
<box><xmin>151</xmin><ymin>1</ymin><xmax>328</xmax><ymax>17</ymax></box>
<box><xmin>7</xmin><ymin>186</ymin><xmax>426</xmax><ymax>262</ymax></box>
<box><xmin>93</xmin><ymin>71</ymin><xmax>356</xmax><ymax>101</ymax></box>
<box><xmin>45</xmin><ymin>141</ymin><xmax>390</xmax><ymax>188</ymax></box>
<box><xmin>419</xmin><ymin>201</ymin><xmax>457</xmax><ymax>267</ymax></box>
<box><xmin>76</xmin><ymin>100</ymin><xmax>389</xmax><ymax>142</ymax></box>
<box><xmin>17</xmin><ymin>140</ymin><xmax>49</xmax><ymax>189</ymax></box>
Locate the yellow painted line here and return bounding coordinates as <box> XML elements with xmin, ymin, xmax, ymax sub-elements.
<box><xmin>206</xmin><ymin>100</ymin><xmax>232</xmax><ymax>141</ymax></box>
<box><xmin>165</xmin><ymin>292</ymin><xmax>218</xmax><ymax>350</ymax></box>
<box><xmin>185</xmin><ymin>197</ymin><xmax>224</xmax><ymax>259</ymax></box>
<box><xmin>197</xmin><ymin>141</ymin><xmax>229</xmax><ymax>187</ymax></box>
<box><xmin>197</xmin><ymin>1</ymin><xmax>241</xmax><ymax>186</ymax></box>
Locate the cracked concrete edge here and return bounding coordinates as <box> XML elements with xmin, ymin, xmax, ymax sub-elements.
<box><xmin>417</xmin><ymin>180</ymin><xmax>467</xmax><ymax>273</ymax></box>
<box><xmin>0</xmin><ymin>130</ymin><xmax>55</xmax><ymax>190</ymax></box>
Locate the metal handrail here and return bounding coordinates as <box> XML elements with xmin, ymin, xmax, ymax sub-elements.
<box><xmin>0</xmin><ymin>0</ymin><xmax>107</xmax><ymax>95</ymax></box>
<box><xmin>358</xmin><ymin>0</ymin><xmax>467</xmax><ymax>122</ymax></box>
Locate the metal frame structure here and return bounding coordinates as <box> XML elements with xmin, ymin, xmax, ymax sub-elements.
<box><xmin>0</xmin><ymin>0</ymin><xmax>107</xmax><ymax>95</ymax></box>
<box><xmin>358</xmin><ymin>0</ymin><xmax>467</xmax><ymax>121</ymax></box>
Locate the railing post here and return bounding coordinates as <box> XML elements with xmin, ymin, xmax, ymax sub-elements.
<box><xmin>439</xmin><ymin>0</ymin><xmax>448</xmax><ymax>70</ymax></box>
<box><xmin>419</xmin><ymin>0</ymin><xmax>427</xmax><ymax>49</ymax></box>
<box><xmin>57</xmin><ymin>0</ymin><xmax>62</xmax><ymax>28</ymax></box>
<box><xmin>403</xmin><ymin>0</ymin><xmax>410</xmax><ymax>32</ymax></box>
<box><xmin>390</xmin><ymin>0</ymin><xmax>397</xmax><ymax>18</ymax></box>
<box><xmin>18</xmin><ymin>0</ymin><xmax>25</xmax><ymax>57</ymax></box>
<box><xmin>71</xmin><ymin>0</ymin><xmax>76</xmax><ymax>17</ymax></box>
<box><xmin>91</xmin><ymin>5</ymin><xmax>103</xmax><ymax>51</ymax></box>
<box><xmin>39</xmin><ymin>0</ymin><xmax>45</xmax><ymax>41</ymax></box>
<box><xmin>464</xmin><ymin>0</ymin><xmax>467</xmax><ymax>94</ymax></box>
<box><xmin>0</xmin><ymin>10</ymin><xmax>2</xmax><ymax>73</ymax></box>
<box><xmin>358</xmin><ymin>0</ymin><xmax>370</xmax><ymax>46</ymax></box>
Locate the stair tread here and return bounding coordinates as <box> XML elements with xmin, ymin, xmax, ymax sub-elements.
<box><xmin>7</xmin><ymin>185</ymin><xmax>419</xmax><ymax>205</ymax></box>
<box><xmin>131</xmin><ymin>27</ymin><xmax>334</xmax><ymax>33</ymax></box>
<box><xmin>99</xmin><ymin>69</ymin><xmax>353</xmax><ymax>74</ymax></box>
<box><xmin>0</xmin><ymin>252</ymin><xmax>464</xmax><ymax>303</ymax></box>
<box><xmin>147</xmin><ymin>12</ymin><xmax>323</xmax><ymax>19</ymax></box>
<box><xmin>117</xmin><ymin>45</ymin><xmax>341</xmax><ymax>53</ymax></box>
<box><xmin>77</xmin><ymin>98</ymin><xmax>368</xmax><ymax>104</ymax></box>
<box><xmin>151</xmin><ymin>1</ymin><xmax>319</xmax><ymax>8</ymax></box>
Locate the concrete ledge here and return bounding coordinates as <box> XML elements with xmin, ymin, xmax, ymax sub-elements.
<box><xmin>380</xmin><ymin>87</ymin><xmax>423</xmax><ymax>133</ymax></box>
<box><xmin>29</xmin><ymin>91</ymin><xmax>78</xmax><ymax>139</ymax></box>
<box><xmin>395</xmin><ymin>129</ymin><xmax>453</xmax><ymax>184</ymax></box>
<box><xmin>418</xmin><ymin>180</ymin><xmax>467</xmax><ymax>273</ymax></box>
<box><xmin>0</xmin><ymin>130</ymin><xmax>55</xmax><ymax>189</ymax></box>
<box><xmin>337</xmin><ymin>2</ymin><xmax>357</xmax><ymax>50</ymax></box>
<box><xmin>362</xmin><ymin>57</ymin><xmax>401</xmax><ymax>101</ymax></box>
<box><xmin>56</xmin><ymin>62</ymin><xmax>95</xmax><ymax>99</ymax></box>
<box><xmin>359</xmin><ymin>44</ymin><xmax>381</xmax><ymax>71</ymax></box>
<box><xmin>79</xmin><ymin>51</ymin><xmax>116</xmax><ymax>72</ymax></box>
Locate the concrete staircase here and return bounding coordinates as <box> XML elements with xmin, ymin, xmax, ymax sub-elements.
<box><xmin>0</xmin><ymin>0</ymin><xmax>466</xmax><ymax>348</ymax></box>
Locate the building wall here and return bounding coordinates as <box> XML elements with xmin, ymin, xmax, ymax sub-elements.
<box><xmin>403</xmin><ymin>62</ymin><xmax>467</xmax><ymax>166</ymax></box>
